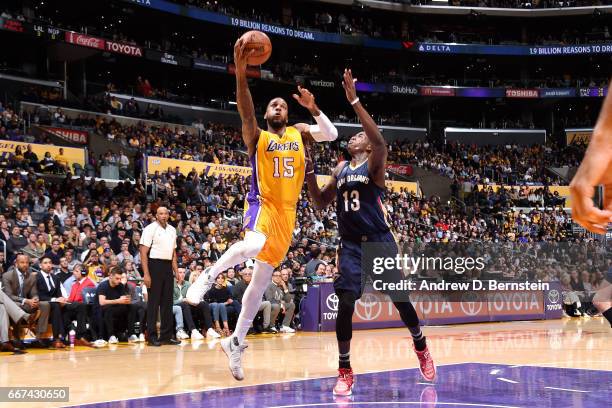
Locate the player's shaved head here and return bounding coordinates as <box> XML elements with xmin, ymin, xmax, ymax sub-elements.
<box><xmin>265</xmin><ymin>97</ymin><xmax>289</xmax><ymax>131</ymax></box>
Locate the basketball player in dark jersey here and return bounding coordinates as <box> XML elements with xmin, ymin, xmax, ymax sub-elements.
<box><xmin>304</xmin><ymin>69</ymin><xmax>436</xmax><ymax>396</ymax></box>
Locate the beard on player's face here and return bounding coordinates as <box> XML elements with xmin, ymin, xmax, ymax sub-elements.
<box><xmin>266</xmin><ymin>117</ymin><xmax>287</xmax><ymax>131</ymax></box>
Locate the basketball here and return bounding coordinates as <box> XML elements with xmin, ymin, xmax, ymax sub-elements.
<box><xmin>238</xmin><ymin>30</ymin><xmax>272</xmax><ymax>66</ymax></box>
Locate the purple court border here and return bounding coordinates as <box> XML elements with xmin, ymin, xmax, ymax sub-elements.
<box><xmin>64</xmin><ymin>362</ymin><xmax>611</xmax><ymax>408</ymax></box>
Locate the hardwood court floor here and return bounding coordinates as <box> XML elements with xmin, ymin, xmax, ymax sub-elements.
<box><xmin>0</xmin><ymin>317</ymin><xmax>610</xmax><ymax>408</ymax></box>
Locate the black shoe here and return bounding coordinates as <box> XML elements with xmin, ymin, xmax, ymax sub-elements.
<box><xmin>147</xmin><ymin>338</ymin><xmax>162</xmax><ymax>347</ymax></box>
<box><xmin>262</xmin><ymin>326</ymin><xmax>278</xmax><ymax>334</ymax></box>
<box><xmin>12</xmin><ymin>340</ymin><xmax>26</xmax><ymax>350</ymax></box>
<box><xmin>160</xmin><ymin>338</ymin><xmax>181</xmax><ymax>345</ymax></box>
<box><xmin>30</xmin><ymin>339</ymin><xmax>50</xmax><ymax>348</ymax></box>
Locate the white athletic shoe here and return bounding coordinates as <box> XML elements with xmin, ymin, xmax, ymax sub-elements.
<box><xmin>186</xmin><ymin>266</ymin><xmax>215</xmax><ymax>304</ymax></box>
<box><xmin>176</xmin><ymin>329</ymin><xmax>189</xmax><ymax>340</ymax></box>
<box><xmin>279</xmin><ymin>326</ymin><xmax>295</xmax><ymax>333</ymax></box>
<box><xmin>138</xmin><ymin>334</ymin><xmax>146</xmax><ymax>343</ymax></box>
<box><xmin>128</xmin><ymin>334</ymin><xmax>139</xmax><ymax>343</ymax></box>
<box><xmin>221</xmin><ymin>336</ymin><xmax>248</xmax><ymax>381</ymax></box>
<box><xmin>92</xmin><ymin>339</ymin><xmax>107</xmax><ymax>348</ymax></box>
<box><xmin>108</xmin><ymin>335</ymin><xmax>119</xmax><ymax>344</ymax></box>
<box><xmin>206</xmin><ymin>327</ymin><xmax>221</xmax><ymax>339</ymax></box>
<box><xmin>191</xmin><ymin>329</ymin><xmax>205</xmax><ymax>341</ymax></box>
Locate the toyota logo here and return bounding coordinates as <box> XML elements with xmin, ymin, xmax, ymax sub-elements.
<box><xmin>326</xmin><ymin>293</ymin><xmax>339</xmax><ymax>312</ymax></box>
<box><xmin>460</xmin><ymin>292</ymin><xmax>483</xmax><ymax>316</ymax></box>
<box><xmin>548</xmin><ymin>289</ymin><xmax>560</xmax><ymax>304</ymax></box>
<box><xmin>355</xmin><ymin>293</ymin><xmax>382</xmax><ymax>321</ymax></box>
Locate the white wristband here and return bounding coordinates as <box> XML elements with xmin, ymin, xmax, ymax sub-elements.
<box><xmin>350</xmin><ymin>97</ymin><xmax>360</xmax><ymax>105</ymax></box>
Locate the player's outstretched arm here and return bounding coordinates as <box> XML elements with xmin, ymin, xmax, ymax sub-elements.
<box><xmin>342</xmin><ymin>69</ymin><xmax>387</xmax><ymax>187</ymax></box>
<box><xmin>570</xmin><ymin>81</ymin><xmax>612</xmax><ymax>234</ymax></box>
<box><xmin>293</xmin><ymin>86</ymin><xmax>338</xmax><ymax>143</ymax></box>
<box><xmin>234</xmin><ymin>38</ymin><xmax>260</xmax><ymax>157</ymax></box>
<box><xmin>304</xmin><ymin>144</ymin><xmax>339</xmax><ymax>209</ymax></box>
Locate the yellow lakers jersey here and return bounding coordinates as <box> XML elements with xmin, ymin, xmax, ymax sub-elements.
<box><xmin>248</xmin><ymin>126</ymin><xmax>305</xmax><ymax>209</ymax></box>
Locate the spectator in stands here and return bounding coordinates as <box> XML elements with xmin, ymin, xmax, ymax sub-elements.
<box><xmin>84</xmin><ymin>250</ymin><xmax>106</xmax><ymax>284</ymax></box>
<box><xmin>233</xmin><ymin>267</ymin><xmax>274</xmax><ymax>334</ymax></box>
<box><xmin>35</xmin><ymin>256</ymin><xmax>67</xmax><ymax>348</ymax></box>
<box><xmin>39</xmin><ymin>151</ymin><xmax>57</xmax><ymax>173</ymax></box>
<box><xmin>54</xmin><ymin>148</ymin><xmax>69</xmax><ymax>173</ymax></box>
<box><xmin>0</xmin><ymin>221</ymin><xmax>10</xmax><ymax>242</ymax></box>
<box><xmin>98</xmin><ymin>267</ymin><xmax>136</xmax><ymax>344</ymax></box>
<box><xmin>22</xmin><ymin>233</ymin><xmax>44</xmax><ymax>261</ymax></box>
<box><xmin>44</xmin><ymin>239</ymin><xmax>65</xmax><ymax>266</ymax></box>
<box><xmin>205</xmin><ymin>274</ymin><xmax>233</xmax><ymax>337</ymax></box>
<box><xmin>10</xmin><ymin>146</ymin><xmax>26</xmax><ymax>170</ymax></box>
<box><xmin>265</xmin><ymin>270</ymin><xmax>296</xmax><ymax>333</ymax></box>
<box><xmin>55</xmin><ymin>257</ymin><xmax>72</xmax><ymax>284</ymax></box>
<box><xmin>173</xmin><ymin>268</ymin><xmax>206</xmax><ymax>340</ymax></box>
<box><xmin>63</xmin><ymin>264</ymin><xmax>94</xmax><ymax>346</ymax></box>
<box><xmin>122</xmin><ymin>273</ymin><xmax>147</xmax><ymax>343</ymax></box>
<box><xmin>118</xmin><ymin>150</ymin><xmax>130</xmax><ymax>179</ymax></box>
<box><xmin>23</xmin><ymin>144</ymin><xmax>39</xmax><ymax>171</ymax></box>
<box><xmin>6</xmin><ymin>226</ymin><xmax>27</xmax><ymax>261</ymax></box>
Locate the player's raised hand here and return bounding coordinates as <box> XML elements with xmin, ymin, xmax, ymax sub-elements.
<box><xmin>292</xmin><ymin>85</ymin><xmax>317</xmax><ymax>111</ymax></box>
<box><xmin>233</xmin><ymin>38</ymin><xmax>255</xmax><ymax>73</ymax></box>
<box><xmin>342</xmin><ymin>68</ymin><xmax>358</xmax><ymax>104</ymax></box>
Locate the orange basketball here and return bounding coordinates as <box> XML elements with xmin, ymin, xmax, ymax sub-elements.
<box><xmin>238</xmin><ymin>30</ymin><xmax>272</xmax><ymax>66</ymax></box>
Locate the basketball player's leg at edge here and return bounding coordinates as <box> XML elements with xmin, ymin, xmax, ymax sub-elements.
<box><xmin>186</xmin><ymin>230</ymin><xmax>270</xmax><ymax>380</ymax></box>
<box><xmin>333</xmin><ymin>242</ymin><xmax>436</xmax><ymax>396</ymax></box>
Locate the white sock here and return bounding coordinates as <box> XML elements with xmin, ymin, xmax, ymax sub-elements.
<box><xmin>234</xmin><ymin>260</ymin><xmax>274</xmax><ymax>343</ymax></box>
<box><xmin>206</xmin><ymin>231</ymin><xmax>266</xmax><ymax>281</ymax></box>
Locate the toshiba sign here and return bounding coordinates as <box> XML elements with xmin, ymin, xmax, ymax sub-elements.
<box><xmin>105</xmin><ymin>41</ymin><xmax>143</xmax><ymax>57</ymax></box>
<box><xmin>65</xmin><ymin>32</ymin><xmax>105</xmax><ymax>50</ymax></box>
<box><xmin>505</xmin><ymin>89</ymin><xmax>539</xmax><ymax>98</ymax></box>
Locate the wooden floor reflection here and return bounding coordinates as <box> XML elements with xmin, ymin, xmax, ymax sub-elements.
<box><xmin>0</xmin><ymin>317</ymin><xmax>609</xmax><ymax>408</ymax></box>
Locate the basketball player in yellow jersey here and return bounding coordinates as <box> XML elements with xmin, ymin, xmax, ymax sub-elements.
<box><xmin>186</xmin><ymin>36</ymin><xmax>338</xmax><ymax>380</ymax></box>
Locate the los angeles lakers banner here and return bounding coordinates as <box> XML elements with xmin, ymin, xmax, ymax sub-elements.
<box><xmin>146</xmin><ymin>156</ymin><xmax>420</xmax><ymax>195</ymax></box>
<box><xmin>477</xmin><ymin>184</ymin><xmax>571</xmax><ymax>207</ymax></box>
<box><xmin>0</xmin><ymin>140</ymin><xmax>86</xmax><ymax>167</ymax></box>
<box><xmin>565</xmin><ymin>128</ymin><xmax>592</xmax><ymax>144</ymax></box>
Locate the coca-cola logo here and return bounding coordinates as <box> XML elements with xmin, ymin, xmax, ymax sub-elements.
<box><xmin>2</xmin><ymin>19</ymin><xmax>24</xmax><ymax>33</ymax></box>
<box><xmin>65</xmin><ymin>31</ymin><xmax>105</xmax><ymax>49</ymax></box>
<box><xmin>106</xmin><ymin>41</ymin><xmax>143</xmax><ymax>57</ymax></box>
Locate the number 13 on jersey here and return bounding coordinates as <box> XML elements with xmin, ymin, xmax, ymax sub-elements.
<box><xmin>343</xmin><ymin>190</ymin><xmax>360</xmax><ymax>211</ymax></box>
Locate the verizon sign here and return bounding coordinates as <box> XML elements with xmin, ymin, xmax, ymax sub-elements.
<box><xmin>105</xmin><ymin>41</ymin><xmax>143</xmax><ymax>57</ymax></box>
<box><xmin>44</xmin><ymin>127</ymin><xmax>88</xmax><ymax>145</ymax></box>
<box><xmin>65</xmin><ymin>31</ymin><xmax>105</xmax><ymax>50</ymax></box>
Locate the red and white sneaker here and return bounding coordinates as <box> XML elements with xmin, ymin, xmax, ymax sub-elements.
<box><xmin>414</xmin><ymin>346</ymin><xmax>436</xmax><ymax>382</ymax></box>
<box><xmin>333</xmin><ymin>368</ymin><xmax>355</xmax><ymax>396</ymax></box>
